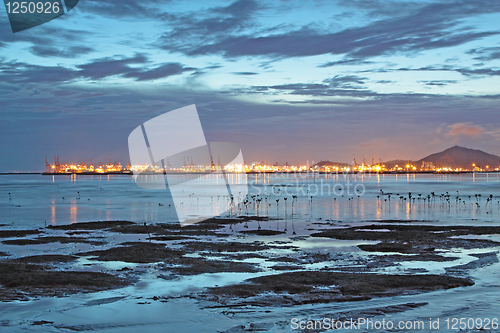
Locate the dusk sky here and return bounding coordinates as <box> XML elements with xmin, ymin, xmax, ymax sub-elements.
<box><xmin>1</xmin><ymin>0</ymin><xmax>500</xmax><ymax>171</ymax></box>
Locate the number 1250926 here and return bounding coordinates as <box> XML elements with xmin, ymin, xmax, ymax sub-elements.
<box><xmin>5</xmin><ymin>2</ymin><xmax>61</xmax><ymax>14</ymax></box>
<box><xmin>445</xmin><ymin>318</ymin><xmax>498</xmax><ymax>330</ymax></box>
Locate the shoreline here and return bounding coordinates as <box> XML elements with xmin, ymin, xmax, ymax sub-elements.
<box><xmin>0</xmin><ymin>217</ymin><xmax>499</xmax><ymax>331</ymax></box>
<box><xmin>1</xmin><ymin>170</ymin><xmax>499</xmax><ymax>176</ymax></box>
<box><xmin>1</xmin><ymin>218</ymin><xmax>498</xmax><ymax>302</ymax></box>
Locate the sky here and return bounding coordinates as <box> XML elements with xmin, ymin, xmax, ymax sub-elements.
<box><xmin>1</xmin><ymin>0</ymin><xmax>500</xmax><ymax>171</ymax></box>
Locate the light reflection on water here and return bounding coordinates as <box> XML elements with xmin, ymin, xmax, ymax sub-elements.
<box><xmin>1</xmin><ymin>174</ymin><xmax>500</xmax><ymax>332</ymax></box>
<box><xmin>1</xmin><ymin>173</ymin><xmax>500</xmax><ymax>228</ymax></box>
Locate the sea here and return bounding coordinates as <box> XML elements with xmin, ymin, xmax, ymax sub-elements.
<box><xmin>0</xmin><ymin>173</ymin><xmax>499</xmax><ymax>332</ymax></box>
<box><xmin>1</xmin><ymin>172</ymin><xmax>500</xmax><ymax>227</ymax></box>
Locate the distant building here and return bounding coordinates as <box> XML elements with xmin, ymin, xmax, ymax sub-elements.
<box><xmin>421</xmin><ymin>161</ymin><xmax>434</xmax><ymax>171</ymax></box>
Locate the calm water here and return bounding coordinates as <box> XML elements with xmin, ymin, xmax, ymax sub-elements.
<box><xmin>1</xmin><ymin>173</ymin><xmax>499</xmax><ymax>332</ymax></box>
<box><xmin>1</xmin><ymin>173</ymin><xmax>500</xmax><ymax>228</ymax></box>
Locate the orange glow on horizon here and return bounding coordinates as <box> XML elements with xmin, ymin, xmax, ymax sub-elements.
<box><xmin>44</xmin><ymin>158</ymin><xmax>497</xmax><ymax>174</ymax></box>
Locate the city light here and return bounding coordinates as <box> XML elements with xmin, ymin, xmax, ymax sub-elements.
<box><xmin>44</xmin><ymin>156</ymin><xmax>499</xmax><ymax>174</ymax></box>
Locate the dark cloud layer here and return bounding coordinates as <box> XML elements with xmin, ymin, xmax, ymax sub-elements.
<box><xmin>0</xmin><ymin>55</ymin><xmax>196</xmax><ymax>84</ymax></box>
<box><xmin>467</xmin><ymin>46</ymin><xmax>500</xmax><ymax>61</ymax></box>
<box><xmin>30</xmin><ymin>45</ymin><xmax>94</xmax><ymax>58</ymax></box>
<box><xmin>76</xmin><ymin>54</ymin><xmax>150</xmax><ymax>80</ymax></box>
<box><xmin>232</xmin><ymin>71</ymin><xmax>258</xmax><ymax>75</ymax></box>
<box><xmin>157</xmin><ymin>0</ymin><xmax>260</xmax><ymax>52</ymax></box>
<box><xmin>419</xmin><ymin>80</ymin><xmax>458</xmax><ymax>87</ymax></box>
<box><xmin>81</xmin><ymin>0</ymin><xmax>167</xmax><ymax>18</ymax></box>
<box><xmin>159</xmin><ymin>0</ymin><xmax>500</xmax><ymax>63</ymax></box>
<box><xmin>0</xmin><ymin>60</ymin><xmax>78</xmax><ymax>83</ymax></box>
<box><xmin>125</xmin><ymin>63</ymin><xmax>196</xmax><ymax>81</ymax></box>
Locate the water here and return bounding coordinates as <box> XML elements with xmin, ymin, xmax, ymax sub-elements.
<box><xmin>1</xmin><ymin>173</ymin><xmax>500</xmax><ymax>332</ymax></box>
<box><xmin>1</xmin><ymin>173</ymin><xmax>500</xmax><ymax>228</ymax></box>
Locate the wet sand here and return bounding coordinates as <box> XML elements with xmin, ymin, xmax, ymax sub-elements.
<box><xmin>0</xmin><ymin>217</ymin><xmax>499</xmax><ymax>331</ymax></box>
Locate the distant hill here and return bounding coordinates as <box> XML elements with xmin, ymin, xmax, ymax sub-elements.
<box><xmin>382</xmin><ymin>159</ymin><xmax>412</xmax><ymax>169</ymax></box>
<box><xmin>416</xmin><ymin>146</ymin><xmax>500</xmax><ymax>169</ymax></box>
<box><xmin>313</xmin><ymin>160</ymin><xmax>350</xmax><ymax>168</ymax></box>
<box><xmin>374</xmin><ymin>146</ymin><xmax>500</xmax><ymax>170</ymax></box>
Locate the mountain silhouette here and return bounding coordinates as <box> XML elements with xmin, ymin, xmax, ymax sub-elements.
<box><xmin>416</xmin><ymin>146</ymin><xmax>500</xmax><ymax>169</ymax></box>
<box><xmin>313</xmin><ymin>160</ymin><xmax>350</xmax><ymax>169</ymax></box>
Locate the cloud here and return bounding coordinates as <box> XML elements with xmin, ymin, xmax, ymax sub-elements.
<box><xmin>366</xmin><ymin>65</ymin><xmax>500</xmax><ymax>78</ymax></box>
<box><xmin>76</xmin><ymin>54</ymin><xmax>196</xmax><ymax>81</ymax></box>
<box><xmin>124</xmin><ymin>63</ymin><xmax>196</xmax><ymax>81</ymax></box>
<box><xmin>457</xmin><ymin>68</ymin><xmax>500</xmax><ymax>77</ymax></box>
<box><xmin>158</xmin><ymin>0</ymin><xmax>260</xmax><ymax>50</ymax></box>
<box><xmin>81</xmin><ymin>0</ymin><xmax>167</xmax><ymax>18</ymax></box>
<box><xmin>234</xmin><ymin>75</ymin><xmax>373</xmax><ymax>98</ymax></box>
<box><xmin>232</xmin><ymin>72</ymin><xmax>259</xmax><ymax>75</ymax></box>
<box><xmin>466</xmin><ymin>46</ymin><xmax>500</xmax><ymax>61</ymax></box>
<box><xmin>0</xmin><ymin>18</ymin><xmax>93</xmax><ymax>59</ymax></box>
<box><xmin>30</xmin><ymin>45</ymin><xmax>94</xmax><ymax>58</ymax></box>
<box><xmin>446</xmin><ymin>123</ymin><xmax>484</xmax><ymax>137</ymax></box>
<box><xmin>163</xmin><ymin>0</ymin><xmax>500</xmax><ymax>60</ymax></box>
<box><xmin>484</xmin><ymin>128</ymin><xmax>500</xmax><ymax>140</ymax></box>
<box><xmin>335</xmin><ymin>0</ymin><xmax>424</xmax><ymax>16</ymax></box>
<box><xmin>323</xmin><ymin>75</ymin><xmax>368</xmax><ymax>89</ymax></box>
<box><xmin>0</xmin><ymin>60</ymin><xmax>78</xmax><ymax>83</ymax></box>
<box><xmin>318</xmin><ymin>58</ymin><xmax>374</xmax><ymax>68</ymax></box>
<box><xmin>185</xmin><ymin>27</ymin><xmax>497</xmax><ymax>59</ymax></box>
<box><xmin>0</xmin><ymin>55</ymin><xmax>196</xmax><ymax>84</ymax></box>
<box><xmin>212</xmin><ymin>0</ymin><xmax>259</xmax><ymax>17</ymax></box>
<box><xmin>76</xmin><ymin>54</ymin><xmax>149</xmax><ymax>80</ymax></box>
<box><xmin>419</xmin><ymin>80</ymin><xmax>458</xmax><ymax>86</ymax></box>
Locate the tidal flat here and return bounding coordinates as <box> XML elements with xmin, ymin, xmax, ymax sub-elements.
<box><xmin>1</xmin><ymin>217</ymin><xmax>499</xmax><ymax>332</ymax></box>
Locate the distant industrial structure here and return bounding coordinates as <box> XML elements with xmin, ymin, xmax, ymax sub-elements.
<box><xmin>421</xmin><ymin>161</ymin><xmax>435</xmax><ymax>171</ymax></box>
<box><xmin>42</xmin><ymin>147</ymin><xmax>500</xmax><ymax>175</ymax></box>
<box><xmin>44</xmin><ymin>156</ymin><xmax>129</xmax><ymax>174</ymax></box>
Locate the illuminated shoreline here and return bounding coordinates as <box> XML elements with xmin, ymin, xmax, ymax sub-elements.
<box><xmin>42</xmin><ymin>155</ymin><xmax>500</xmax><ymax>175</ymax></box>
<box><xmin>38</xmin><ymin>170</ymin><xmax>500</xmax><ymax>175</ymax></box>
